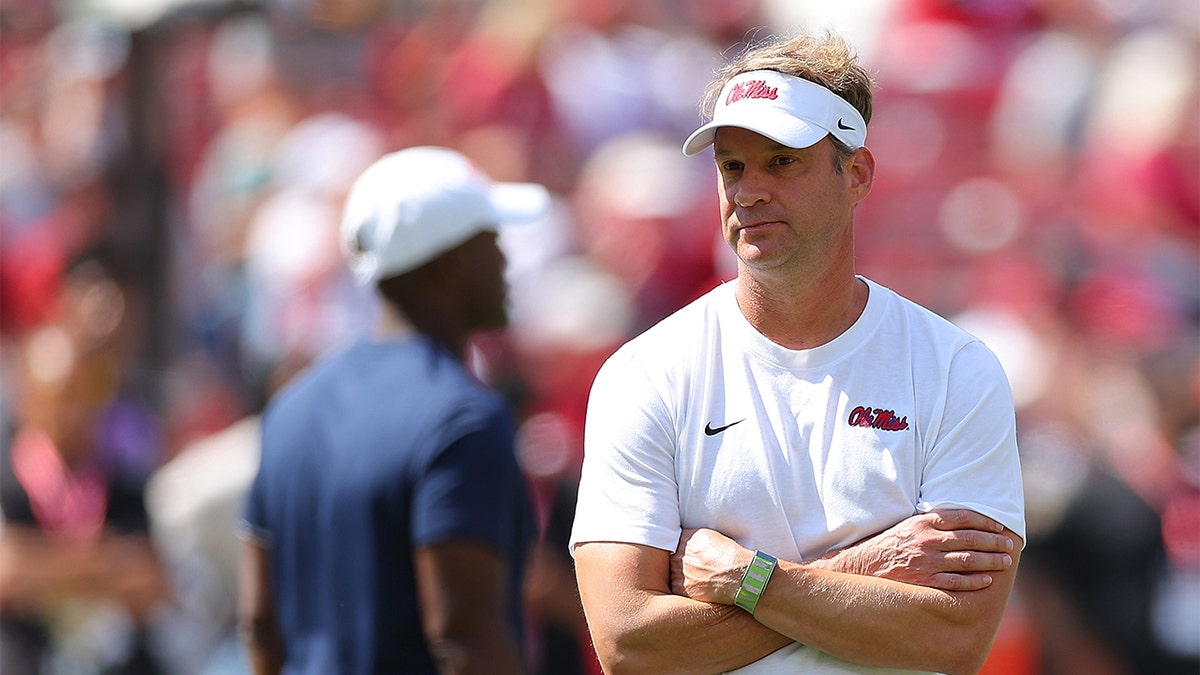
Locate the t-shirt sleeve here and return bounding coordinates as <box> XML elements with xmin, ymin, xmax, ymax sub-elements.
<box><xmin>917</xmin><ymin>339</ymin><xmax>1027</xmax><ymax>544</ymax></box>
<box><xmin>569</xmin><ymin>347</ymin><xmax>682</xmax><ymax>555</ymax></box>
<box><xmin>238</xmin><ymin>457</ymin><xmax>272</xmax><ymax>546</ymax></box>
<box><xmin>411</xmin><ymin>403</ymin><xmax>524</xmax><ymax>552</ymax></box>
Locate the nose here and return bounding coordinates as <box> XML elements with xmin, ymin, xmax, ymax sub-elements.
<box><xmin>487</xmin><ymin>232</ymin><xmax>507</xmax><ymax>267</ymax></box>
<box><xmin>733</xmin><ymin>168</ymin><xmax>769</xmax><ymax>208</ymax></box>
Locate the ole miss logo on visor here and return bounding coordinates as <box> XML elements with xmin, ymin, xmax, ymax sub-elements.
<box><xmin>725</xmin><ymin>80</ymin><xmax>778</xmax><ymax>105</ymax></box>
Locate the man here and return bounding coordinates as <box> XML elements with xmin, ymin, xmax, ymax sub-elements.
<box><xmin>238</xmin><ymin>146</ymin><xmax>547</xmax><ymax>674</ymax></box>
<box><xmin>570</xmin><ymin>32</ymin><xmax>1025</xmax><ymax>674</ymax></box>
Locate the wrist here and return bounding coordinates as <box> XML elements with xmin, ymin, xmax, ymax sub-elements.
<box><xmin>814</xmin><ymin>546</ymin><xmax>864</xmax><ymax>576</ymax></box>
<box><xmin>733</xmin><ymin>550</ymin><xmax>777</xmax><ymax>614</ymax></box>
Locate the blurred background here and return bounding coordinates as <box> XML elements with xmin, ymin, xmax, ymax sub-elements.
<box><xmin>0</xmin><ymin>0</ymin><xmax>1196</xmax><ymax>673</ymax></box>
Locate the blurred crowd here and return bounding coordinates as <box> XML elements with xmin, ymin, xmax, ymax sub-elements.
<box><xmin>0</xmin><ymin>0</ymin><xmax>1196</xmax><ymax>673</ymax></box>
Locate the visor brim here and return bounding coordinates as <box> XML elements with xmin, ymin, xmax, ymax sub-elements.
<box><xmin>682</xmin><ymin>112</ymin><xmax>830</xmax><ymax>156</ymax></box>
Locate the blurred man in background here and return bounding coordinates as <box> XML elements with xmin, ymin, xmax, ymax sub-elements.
<box><xmin>237</xmin><ymin>146</ymin><xmax>547</xmax><ymax>674</ymax></box>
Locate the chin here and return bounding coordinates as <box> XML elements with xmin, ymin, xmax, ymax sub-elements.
<box><xmin>736</xmin><ymin>245</ymin><xmax>773</xmax><ymax>266</ymax></box>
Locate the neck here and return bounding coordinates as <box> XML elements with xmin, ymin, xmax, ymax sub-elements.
<box><xmin>735</xmin><ymin>265</ymin><xmax>867</xmax><ymax>351</ymax></box>
<box><xmin>376</xmin><ymin>299</ymin><xmax>468</xmax><ymax>359</ymax></box>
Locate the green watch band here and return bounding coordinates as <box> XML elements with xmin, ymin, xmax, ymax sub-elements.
<box><xmin>733</xmin><ymin>550</ymin><xmax>777</xmax><ymax>614</ymax></box>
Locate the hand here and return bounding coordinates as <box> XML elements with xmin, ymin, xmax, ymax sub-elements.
<box><xmin>818</xmin><ymin>509</ymin><xmax>1014</xmax><ymax>591</ymax></box>
<box><xmin>669</xmin><ymin>528</ymin><xmax>751</xmax><ymax>605</ymax></box>
<box><xmin>98</xmin><ymin>535</ymin><xmax>170</xmax><ymax>618</ymax></box>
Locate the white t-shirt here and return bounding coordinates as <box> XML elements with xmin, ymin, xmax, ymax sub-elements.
<box><xmin>570</xmin><ymin>277</ymin><xmax>1025</xmax><ymax>674</ymax></box>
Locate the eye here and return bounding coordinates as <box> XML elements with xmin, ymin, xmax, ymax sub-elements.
<box><xmin>773</xmin><ymin>155</ymin><xmax>796</xmax><ymax>167</ymax></box>
<box><xmin>719</xmin><ymin>160</ymin><xmax>743</xmax><ymax>173</ymax></box>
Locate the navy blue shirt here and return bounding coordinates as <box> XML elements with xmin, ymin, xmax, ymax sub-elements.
<box><xmin>243</xmin><ymin>337</ymin><xmax>531</xmax><ymax>674</ymax></box>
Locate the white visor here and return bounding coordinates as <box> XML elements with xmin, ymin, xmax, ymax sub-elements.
<box><xmin>682</xmin><ymin>70</ymin><xmax>867</xmax><ymax>156</ymax></box>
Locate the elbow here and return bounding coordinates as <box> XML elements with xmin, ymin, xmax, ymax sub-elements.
<box><xmin>423</xmin><ymin>615</ymin><xmax>526</xmax><ymax>673</ymax></box>
<box><xmin>587</xmin><ymin>625</ymin><xmax>653</xmax><ymax>675</ymax></box>
<box><xmin>236</xmin><ymin>615</ymin><xmax>263</xmax><ymax>650</ymax></box>
<box><xmin>589</xmin><ymin>628</ymin><xmax>687</xmax><ymax>675</ymax></box>
<box><xmin>594</xmin><ymin>646</ymin><xmax>660</xmax><ymax>675</ymax></box>
<box><xmin>941</xmin><ymin>651</ymin><xmax>990</xmax><ymax>675</ymax></box>
<box><xmin>590</xmin><ymin>631</ymin><xmax>641</xmax><ymax>675</ymax></box>
<box><xmin>927</xmin><ymin>622</ymin><xmax>998</xmax><ymax>675</ymax></box>
<box><xmin>958</xmin><ymin>633</ymin><xmax>999</xmax><ymax>675</ymax></box>
<box><xmin>939</xmin><ymin>654</ymin><xmax>986</xmax><ymax>675</ymax></box>
<box><xmin>237</xmin><ymin>608</ymin><xmax>278</xmax><ymax>654</ymax></box>
<box><xmin>919</xmin><ymin>580</ymin><xmax>1014</xmax><ymax>675</ymax></box>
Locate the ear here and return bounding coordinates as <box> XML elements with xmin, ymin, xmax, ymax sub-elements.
<box><xmin>846</xmin><ymin>146</ymin><xmax>875</xmax><ymax>206</ymax></box>
<box><xmin>422</xmin><ymin>251</ymin><xmax>465</xmax><ymax>295</ymax></box>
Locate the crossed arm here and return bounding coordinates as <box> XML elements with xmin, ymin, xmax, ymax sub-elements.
<box><xmin>574</xmin><ymin>509</ymin><xmax>1021</xmax><ymax>675</ymax></box>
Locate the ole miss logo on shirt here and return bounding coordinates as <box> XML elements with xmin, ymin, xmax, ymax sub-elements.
<box><xmin>848</xmin><ymin>406</ymin><xmax>909</xmax><ymax>431</ymax></box>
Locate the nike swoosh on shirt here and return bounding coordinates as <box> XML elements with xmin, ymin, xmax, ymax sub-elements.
<box><xmin>704</xmin><ymin>419</ymin><xmax>745</xmax><ymax>436</ymax></box>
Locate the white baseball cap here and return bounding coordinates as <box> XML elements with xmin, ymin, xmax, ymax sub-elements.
<box><xmin>341</xmin><ymin>146</ymin><xmax>550</xmax><ymax>284</ymax></box>
<box><xmin>682</xmin><ymin>70</ymin><xmax>867</xmax><ymax>156</ymax></box>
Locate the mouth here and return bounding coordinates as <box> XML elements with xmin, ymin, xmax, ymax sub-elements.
<box><xmin>735</xmin><ymin>218</ymin><xmax>784</xmax><ymax>233</ymax></box>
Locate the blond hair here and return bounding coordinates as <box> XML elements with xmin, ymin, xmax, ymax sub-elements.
<box><xmin>701</xmin><ymin>30</ymin><xmax>875</xmax><ymax>126</ymax></box>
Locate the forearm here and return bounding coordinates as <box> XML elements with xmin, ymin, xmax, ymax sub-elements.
<box><xmin>417</xmin><ymin>541</ymin><xmax>527</xmax><ymax>675</ymax></box>
<box><xmin>585</xmin><ymin>587</ymin><xmax>789</xmax><ymax>674</ymax></box>
<box><xmin>576</xmin><ymin>542</ymin><xmax>790</xmax><ymax>674</ymax></box>
<box><xmin>237</xmin><ymin>538</ymin><xmax>284</xmax><ymax>675</ymax></box>
<box><xmin>753</xmin><ymin>563</ymin><xmax>1002</xmax><ymax>675</ymax></box>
